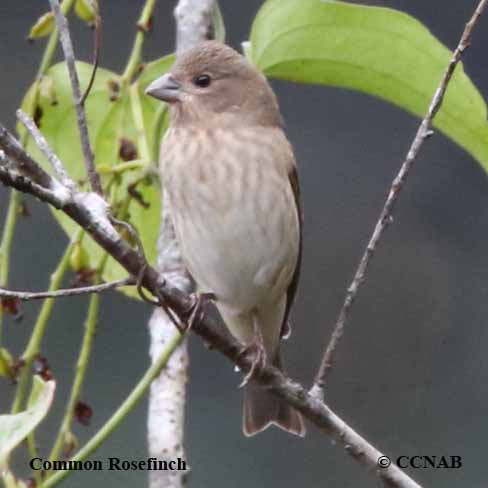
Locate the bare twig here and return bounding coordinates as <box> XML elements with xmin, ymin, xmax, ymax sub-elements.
<box><xmin>17</xmin><ymin>109</ymin><xmax>75</xmax><ymax>191</ymax></box>
<box><xmin>311</xmin><ymin>0</ymin><xmax>488</xmax><ymax>398</ymax></box>
<box><xmin>174</xmin><ymin>0</ymin><xmax>216</xmax><ymax>53</ymax></box>
<box><xmin>80</xmin><ymin>4</ymin><xmax>101</xmax><ymax>105</ymax></box>
<box><xmin>0</xmin><ymin>166</ymin><xmax>65</xmax><ymax>208</ymax></box>
<box><xmin>0</xmin><ymin>113</ymin><xmax>420</xmax><ymax>488</ymax></box>
<box><xmin>0</xmin><ymin>126</ymin><xmax>54</xmax><ymax>189</ymax></box>
<box><xmin>0</xmin><ymin>277</ymin><xmax>134</xmax><ymax>301</ymax></box>
<box><xmin>49</xmin><ymin>0</ymin><xmax>103</xmax><ymax>196</ymax></box>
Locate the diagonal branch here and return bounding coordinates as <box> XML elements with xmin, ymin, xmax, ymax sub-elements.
<box><xmin>17</xmin><ymin>109</ymin><xmax>75</xmax><ymax>190</ymax></box>
<box><xmin>311</xmin><ymin>0</ymin><xmax>488</xmax><ymax>398</ymax></box>
<box><xmin>0</xmin><ymin>126</ymin><xmax>54</xmax><ymax>189</ymax></box>
<box><xmin>0</xmin><ymin>123</ymin><xmax>421</xmax><ymax>488</ymax></box>
<box><xmin>49</xmin><ymin>0</ymin><xmax>103</xmax><ymax>196</ymax></box>
<box><xmin>0</xmin><ymin>277</ymin><xmax>134</xmax><ymax>301</ymax></box>
<box><xmin>0</xmin><ymin>166</ymin><xmax>65</xmax><ymax>209</ymax></box>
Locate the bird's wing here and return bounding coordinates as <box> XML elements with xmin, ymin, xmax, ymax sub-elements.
<box><xmin>281</xmin><ymin>163</ymin><xmax>302</xmax><ymax>339</ymax></box>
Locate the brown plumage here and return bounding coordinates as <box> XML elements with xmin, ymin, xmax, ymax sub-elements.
<box><xmin>146</xmin><ymin>41</ymin><xmax>305</xmax><ymax>437</ymax></box>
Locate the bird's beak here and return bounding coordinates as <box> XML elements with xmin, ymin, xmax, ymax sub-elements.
<box><xmin>145</xmin><ymin>73</ymin><xmax>182</xmax><ymax>103</ymax></box>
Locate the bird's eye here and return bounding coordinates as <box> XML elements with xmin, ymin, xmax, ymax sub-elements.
<box><xmin>193</xmin><ymin>74</ymin><xmax>211</xmax><ymax>88</ymax></box>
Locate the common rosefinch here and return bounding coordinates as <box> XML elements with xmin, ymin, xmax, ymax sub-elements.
<box><xmin>146</xmin><ymin>41</ymin><xmax>305</xmax><ymax>437</ymax></box>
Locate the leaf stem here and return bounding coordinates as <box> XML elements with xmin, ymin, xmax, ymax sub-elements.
<box><xmin>41</xmin><ymin>329</ymin><xmax>182</xmax><ymax>488</ymax></box>
<box><xmin>121</xmin><ymin>0</ymin><xmax>158</xmax><ymax>85</ymax></box>
<box><xmin>10</xmin><ymin>229</ymin><xmax>83</xmax><ymax>414</ymax></box>
<box><xmin>130</xmin><ymin>83</ymin><xmax>151</xmax><ymax>161</ymax></box>
<box><xmin>0</xmin><ymin>191</ymin><xmax>21</xmax><ymax>345</ymax></box>
<box><xmin>26</xmin><ymin>433</ymin><xmax>43</xmax><ymax>486</ymax></box>
<box><xmin>97</xmin><ymin>159</ymin><xmax>149</xmax><ymax>175</ymax></box>
<box><xmin>47</xmin><ymin>182</ymin><xmax>123</xmax><ymax>463</ymax></box>
<box><xmin>47</xmin><ymin>287</ymin><xmax>100</xmax><ymax>462</ymax></box>
<box><xmin>37</xmin><ymin>0</ymin><xmax>77</xmax><ymax>80</ymax></box>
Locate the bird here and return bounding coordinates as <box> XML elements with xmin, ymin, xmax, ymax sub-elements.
<box><xmin>145</xmin><ymin>40</ymin><xmax>305</xmax><ymax>437</ymax></box>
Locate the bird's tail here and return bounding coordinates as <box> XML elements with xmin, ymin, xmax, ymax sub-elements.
<box><xmin>243</xmin><ymin>354</ymin><xmax>305</xmax><ymax>437</ymax></box>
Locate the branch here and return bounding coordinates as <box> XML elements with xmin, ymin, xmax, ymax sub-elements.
<box><xmin>17</xmin><ymin>110</ymin><xmax>75</xmax><ymax>190</ymax></box>
<box><xmin>0</xmin><ymin>125</ymin><xmax>54</xmax><ymax>189</ymax></box>
<box><xmin>174</xmin><ymin>0</ymin><xmax>216</xmax><ymax>53</ymax></box>
<box><xmin>0</xmin><ymin>277</ymin><xmax>133</xmax><ymax>301</ymax></box>
<box><xmin>0</xmin><ymin>166</ymin><xmax>66</xmax><ymax>209</ymax></box>
<box><xmin>311</xmin><ymin>0</ymin><xmax>488</xmax><ymax>397</ymax></box>
<box><xmin>148</xmin><ymin>2</ymin><xmax>216</xmax><ymax>488</ymax></box>
<box><xmin>0</xmin><ymin>125</ymin><xmax>420</xmax><ymax>488</ymax></box>
<box><xmin>49</xmin><ymin>0</ymin><xmax>103</xmax><ymax>196</ymax></box>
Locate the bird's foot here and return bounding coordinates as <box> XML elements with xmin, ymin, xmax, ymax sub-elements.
<box><xmin>183</xmin><ymin>292</ymin><xmax>216</xmax><ymax>332</ymax></box>
<box><xmin>238</xmin><ymin>326</ymin><xmax>267</xmax><ymax>388</ymax></box>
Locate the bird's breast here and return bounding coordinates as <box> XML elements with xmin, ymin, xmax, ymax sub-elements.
<box><xmin>160</xmin><ymin>127</ymin><xmax>299</xmax><ymax>309</ymax></box>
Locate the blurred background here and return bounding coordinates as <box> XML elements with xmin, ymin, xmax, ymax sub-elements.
<box><xmin>1</xmin><ymin>1</ymin><xmax>487</xmax><ymax>487</ymax></box>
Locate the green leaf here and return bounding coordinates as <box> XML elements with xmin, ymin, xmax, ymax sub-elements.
<box><xmin>249</xmin><ymin>0</ymin><xmax>488</xmax><ymax>170</ymax></box>
<box><xmin>20</xmin><ymin>57</ymin><xmax>174</xmax><ymax>298</ymax></box>
<box><xmin>0</xmin><ymin>377</ymin><xmax>55</xmax><ymax>465</ymax></box>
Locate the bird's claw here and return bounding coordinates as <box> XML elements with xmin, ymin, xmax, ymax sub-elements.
<box><xmin>238</xmin><ymin>335</ymin><xmax>267</xmax><ymax>388</ymax></box>
<box><xmin>183</xmin><ymin>292</ymin><xmax>215</xmax><ymax>332</ymax></box>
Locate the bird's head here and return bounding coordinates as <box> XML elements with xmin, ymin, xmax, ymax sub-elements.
<box><xmin>145</xmin><ymin>41</ymin><xmax>283</xmax><ymax>128</ymax></box>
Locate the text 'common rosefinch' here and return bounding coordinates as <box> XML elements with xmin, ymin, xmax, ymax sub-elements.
<box><xmin>146</xmin><ymin>41</ymin><xmax>305</xmax><ymax>437</ymax></box>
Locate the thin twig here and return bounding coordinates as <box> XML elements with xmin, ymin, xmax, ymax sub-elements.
<box><xmin>0</xmin><ymin>166</ymin><xmax>65</xmax><ymax>209</ymax></box>
<box><xmin>311</xmin><ymin>0</ymin><xmax>488</xmax><ymax>398</ymax></box>
<box><xmin>0</xmin><ymin>125</ymin><xmax>53</xmax><ymax>189</ymax></box>
<box><xmin>49</xmin><ymin>0</ymin><xmax>103</xmax><ymax>196</ymax></box>
<box><xmin>80</xmin><ymin>4</ymin><xmax>101</xmax><ymax>105</ymax></box>
<box><xmin>0</xmin><ymin>277</ymin><xmax>133</xmax><ymax>301</ymax></box>
<box><xmin>17</xmin><ymin>110</ymin><xmax>75</xmax><ymax>191</ymax></box>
